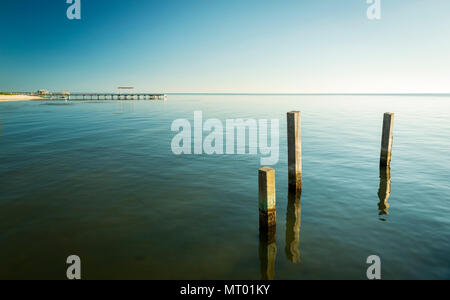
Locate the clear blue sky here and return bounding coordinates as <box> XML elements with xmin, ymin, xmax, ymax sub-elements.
<box><xmin>1</xmin><ymin>0</ymin><xmax>449</xmax><ymax>93</ymax></box>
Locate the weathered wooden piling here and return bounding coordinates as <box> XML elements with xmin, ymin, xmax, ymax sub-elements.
<box><xmin>285</xmin><ymin>191</ymin><xmax>301</xmax><ymax>263</ymax></box>
<box><xmin>287</xmin><ymin>111</ymin><xmax>302</xmax><ymax>191</ymax></box>
<box><xmin>380</xmin><ymin>112</ymin><xmax>394</xmax><ymax>167</ymax></box>
<box><xmin>259</xmin><ymin>167</ymin><xmax>276</xmax><ymax>230</ymax></box>
<box><xmin>258</xmin><ymin>167</ymin><xmax>277</xmax><ymax>279</ymax></box>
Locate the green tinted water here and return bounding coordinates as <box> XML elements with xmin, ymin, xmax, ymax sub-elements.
<box><xmin>0</xmin><ymin>95</ymin><xmax>449</xmax><ymax>279</ymax></box>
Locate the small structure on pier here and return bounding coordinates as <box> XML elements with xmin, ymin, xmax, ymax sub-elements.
<box><xmin>37</xmin><ymin>89</ymin><xmax>49</xmax><ymax>95</ymax></box>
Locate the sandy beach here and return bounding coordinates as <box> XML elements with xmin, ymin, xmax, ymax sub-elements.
<box><xmin>0</xmin><ymin>95</ymin><xmax>44</xmax><ymax>102</ymax></box>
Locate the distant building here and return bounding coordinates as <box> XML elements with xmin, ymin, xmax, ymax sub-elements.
<box><xmin>37</xmin><ymin>89</ymin><xmax>49</xmax><ymax>95</ymax></box>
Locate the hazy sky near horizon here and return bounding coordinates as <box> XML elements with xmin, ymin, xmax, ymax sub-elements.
<box><xmin>1</xmin><ymin>0</ymin><xmax>449</xmax><ymax>93</ymax></box>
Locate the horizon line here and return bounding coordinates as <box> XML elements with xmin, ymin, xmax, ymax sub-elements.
<box><xmin>165</xmin><ymin>92</ymin><xmax>450</xmax><ymax>96</ymax></box>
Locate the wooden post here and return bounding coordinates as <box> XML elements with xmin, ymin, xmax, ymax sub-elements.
<box><xmin>259</xmin><ymin>167</ymin><xmax>276</xmax><ymax>229</ymax></box>
<box><xmin>287</xmin><ymin>111</ymin><xmax>302</xmax><ymax>191</ymax></box>
<box><xmin>259</xmin><ymin>166</ymin><xmax>277</xmax><ymax>280</ymax></box>
<box><xmin>380</xmin><ymin>113</ymin><xmax>394</xmax><ymax>167</ymax></box>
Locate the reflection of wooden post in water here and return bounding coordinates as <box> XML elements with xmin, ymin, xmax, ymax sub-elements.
<box><xmin>380</xmin><ymin>113</ymin><xmax>394</xmax><ymax>168</ymax></box>
<box><xmin>285</xmin><ymin>191</ymin><xmax>301</xmax><ymax>263</ymax></box>
<box><xmin>378</xmin><ymin>166</ymin><xmax>391</xmax><ymax>216</ymax></box>
<box><xmin>259</xmin><ymin>227</ymin><xmax>277</xmax><ymax>280</ymax></box>
<box><xmin>287</xmin><ymin>111</ymin><xmax>302</xmax><ymax>192</ymax></box>
<box><xmin>258</xmin><ymin>167</ymin><xmax>277</xmax><ymax>280</ymax></box>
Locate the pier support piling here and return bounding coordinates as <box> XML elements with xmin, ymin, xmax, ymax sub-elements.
<box><xmin>259</xmin><ymin>167</ymin><xmax>276</xmax><ymax>230</ymax></box>
<box><xmin>287</xmin><ymin>111</ymin><xmax>302</xmax><ymax>191</ymax></box>
<box><xmin>380</xmin><ymin>113</ymin><xmax>394</xmax><ymax>168</ymax></box>
<box><xmin>258</xmin><ymin>167</ymin><xmax>277</xmax><ymax>280</ymax></box>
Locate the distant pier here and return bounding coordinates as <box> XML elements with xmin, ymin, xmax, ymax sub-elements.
<box><xmin>17</xmin><ymin>92</ymin><xmax>167</xmax><ymax>101</ymax></box>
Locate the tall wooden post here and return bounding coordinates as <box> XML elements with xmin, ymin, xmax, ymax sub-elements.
<box><xmin>287</xmin><ymin>111</ymin><xmax>302</xmax><ymax>191</ymax></box>
<box><xmin>380</xmin><ymin>113</ymin><xmax>394</xmax><ymax>167</ymax></box>
<box><xmin>259</xmin><ymin>167</ymin><xmax>276</xmax><ymax>230</ymax></box>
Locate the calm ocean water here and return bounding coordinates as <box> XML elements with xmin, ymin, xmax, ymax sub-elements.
<box><xmin>0</xmin><ymin>95</ymin><xmax>449</xmax><ymax>280</ymax></box>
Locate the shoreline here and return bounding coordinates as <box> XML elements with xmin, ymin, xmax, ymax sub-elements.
<box><xmin>0</xmin><ymin>95</ymin><xmax>45</xmax><ymax>102</ymax></box>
